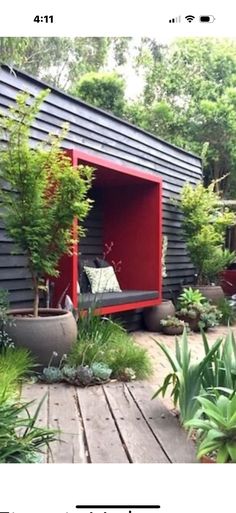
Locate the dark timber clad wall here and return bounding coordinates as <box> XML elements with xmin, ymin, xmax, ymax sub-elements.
<box><xmin>0</xmin><ymin>66</ymin><xmax>202</xmax><ymax>320</ymax></box>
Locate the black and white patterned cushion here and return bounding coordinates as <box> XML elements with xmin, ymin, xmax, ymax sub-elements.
<box><xmin>84</xmin><ymin>266</ymin><xmax>121</xmax><ymax>294</ymax></box>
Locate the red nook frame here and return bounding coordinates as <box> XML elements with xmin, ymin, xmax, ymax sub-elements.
<box><xmin>51</xmin><ymin>149</ymin><xmax>162</xmax><ymax>315</ymax></box>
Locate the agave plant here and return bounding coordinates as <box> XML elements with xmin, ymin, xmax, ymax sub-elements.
<box><xmin>186</xmin><ymin>393</ymin><xmax>236</xmax><ymax>463</ymax></box>
<box><xmin>201</xmin><ymin>329</ymin><xmax>236</xmax><ymax>393</ymax></box>
<box><xmin>178</xmin><ymin>287</ymin><xmax>205</xmax><ymax>307</ymax></box>
<box><xmin>152</xmin><ymin>328</ymin><xmax>222</xmax><ymax>425</ymax></box>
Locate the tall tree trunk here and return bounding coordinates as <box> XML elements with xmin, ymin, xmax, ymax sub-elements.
<box><xmin>32</xmin><ymin>277</ymin><xmax>39</xmax><ymax>317</ymax></box>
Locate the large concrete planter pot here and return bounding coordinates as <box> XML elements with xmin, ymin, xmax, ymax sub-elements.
<box><xmin>192</xmin><ymin>285</ymin><xmax>224</xmax><ymax>305</ymax></box>
<box><xmin>7</xmin><ymin>308</ymin><xmax>77</xmax><ymax>369</ymax></box>
<box><xmin>143</xmin><ymin>300</ymin><xmax>175</xmax><ymax>332</ymax></box>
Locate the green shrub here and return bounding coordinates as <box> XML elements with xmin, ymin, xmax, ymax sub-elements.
<box><xmin>0</xmin><ymin>289</ymin><xmax>14</xmax><ymax>351</ymax></box>
<box><xmin>152</xmin><ymin>328</ymin><xmax>222</xmax><ymax>425</ymax></box>
<box><xmin>0</xmin><ymin>396</ymin><xmax>57</xmax><ymax>463</ymax></box>
<box><xmin>0</xmin><ymin>349</ymin><xmax>57</xmax><ymax>462</ymax></box>
<box><xmin>0</xmin><ymin>347</ymin><xmax>34</xmax><ymax>403</ymax></box>
<box><xmin>186</xmin><ymin>393</ymin><xmax>236</xmax><ymax>463</ymax></box>
<box><xmin>201</xmin><ymin>329</ymin><xmax>236</xmax><ymax>392</ymax></box>
<box><xmin>0</xmin><ymin>91</ymin><xmax>93</xmax><ymax>316</ymax></box>
<box><xmin>179</xmin><ymin>182</ymin><xmax>236</xmax><ymax>285</ymax></box>
<box><xmin>217</xmin><ymin>297</ymin><xmax>236</xmax><ymax>326</ymax></box>
<box><xmin>68</xmin><ymin>314</ymin><xmax>152</xmax><ymax>380</ymax></box>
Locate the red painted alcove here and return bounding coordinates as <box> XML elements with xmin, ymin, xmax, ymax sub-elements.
<box><xmin>51</xmin><ymin>149</ymin><xmax>162</xmax><ymax>314</ymax></box>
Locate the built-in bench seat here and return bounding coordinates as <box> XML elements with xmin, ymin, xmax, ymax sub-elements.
<box><xmin>79</xmin><ymin>290</ymin><xmax>159</xmax><ymax>309</ymax></box>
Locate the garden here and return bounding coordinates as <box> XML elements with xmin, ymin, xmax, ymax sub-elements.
<box><xmin>0</xmin><ymin>89</ymin><xmax>236</xmax><ymax>463</ymax></box>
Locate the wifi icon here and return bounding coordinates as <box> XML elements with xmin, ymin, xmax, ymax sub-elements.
<box><xmin>185</xmin><ymin>15</ymin><xmax>195</xmax><ymax>22</ymax></box>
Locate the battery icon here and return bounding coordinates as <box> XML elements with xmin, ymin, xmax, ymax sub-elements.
<box><xmin>199</xmin><ymin>15</ymin><xmax>215</xmax><ymax>22</ymax></box>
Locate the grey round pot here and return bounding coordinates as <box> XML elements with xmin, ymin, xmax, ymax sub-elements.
<box><xmin>192</xmin><ymin>285</ymin><xmax>224</xmax><ymax>305</ymax></box>
<box><xmin>7</xmin><ymin>308</ymin><xmax>77</xmax><ymax>369</ymax></box>
<box><xmin>162</xmin><ymin>325</ymin><xmax>184</xmax><ymax>336</ymax></box>
<box><xmin>143</xmin><ymin>300</ymin><xmax>175</xmax><ymax>332</ymax></box>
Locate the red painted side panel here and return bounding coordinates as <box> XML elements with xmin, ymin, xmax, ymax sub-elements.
<box><xmin>103</xmin><ymin>183</ymin><xmax>161</xmax><ymax>293</ymax></box>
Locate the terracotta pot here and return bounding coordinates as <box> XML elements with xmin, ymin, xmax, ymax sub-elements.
<box><xmin>143</xmin><ymin>300</ymin><xmax>175</xmax><ymax>332</ymax></box>
<box><xmin>192</xmin><ymin>285</ymin><xmax>224</xmax><ymax>305</ymax></box>
<box><xmin>7</xmin><ymin>308</ymin><xmax>77</xmax><ymax>369</ymax></box>
<box><xmin>162</xmin><ymin>325</ymin><xmax>184</xmax><ymax>336</ymax></box>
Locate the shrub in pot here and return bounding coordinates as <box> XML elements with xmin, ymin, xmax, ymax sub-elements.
<box><xmin>160</xmin><ymin>316</ymin><xmax>186</xmax><ymax>335</ymax></box>
<box><xmin>176</xmin><ymin>288</ymin><xmax>221</xmax><ymax>331</ymax></box>
<box><xmin>0</xmin><ymin>90</ymin><xmax>93</xmax><ymax>366</ymax></box>
<box><xmin>179</xmin><ymin>181</ymin><xmax>236</xmax><ymax>303</ymax></box>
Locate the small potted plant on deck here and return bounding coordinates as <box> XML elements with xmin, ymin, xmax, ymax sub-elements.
<box><xmin>0</xmin><ymin>90</ymin><xmax>93</xmax><ymax>366</ymax></box>
<box><xmin>176</xmin><ymin>288</ymin><xmax>221</xmax><ymax>331</ymax></box>
<box><xmin>160</xmin><ymin>315</ymin><xmax>186</xmax><ymax>335</ymax></box>
<box><xmin>179</xmin><ymin>181</ymin><xmax>236</xmax><ymax>303</ymax></box>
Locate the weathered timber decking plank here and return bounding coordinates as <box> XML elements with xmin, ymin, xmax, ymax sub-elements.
<box><xmin>126</xmin><ymin>382</ymin><xmax>197</xmax><ymax>463</ymax></box>
<box><xmin>103</xmin><ymin>383</ymin><xmax>169</xmax><ymax>463</ymax></box>
<box><xmin>21</xmin><ymin>381</ymin><xmax>197</xmax><ymax>464</ymax></box>
<box><xmin>77</xmin><ymin>386</ymin><xmax>129</xmax><ymax>463</ymax></box>
<box><xmin>48</xmin><ymin>384</ymin><xmax>87</xmax><ymax>463</ymax></box>
<box><xmin>21</xmin><ymin>383</ymin><xmax>48</xmax><ymax>463</ymax></box>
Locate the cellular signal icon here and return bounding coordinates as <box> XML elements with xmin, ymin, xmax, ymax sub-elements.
<box><xmin>169</xmin><ymin>15</ymin><xmax>181</xmax><ymax>23</ymax></box>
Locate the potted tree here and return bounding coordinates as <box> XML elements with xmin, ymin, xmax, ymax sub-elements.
<box><xmin>0</xmin><ymin>90</ymin><xmax>93</xmax><ymax>366</ymax></box>
<box><xmin>179</xmin><ymin>181</ymin><xmax>236</xmax><ymax>303</ymax></box>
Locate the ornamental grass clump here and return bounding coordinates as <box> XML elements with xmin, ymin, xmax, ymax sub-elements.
<box><xmin>68</xmin><ymin>313</ymin><xmax>152</xmax><ymax>380</ymax></box>
<box><xmin>0</xmin><ymin>91</ymin><xmax>93</xmax><ymax>316</ymax></box>
<box><xmin>0</xmin><ymin>348</ymin><xmax>57</xmax><ymax>462</ymax></box>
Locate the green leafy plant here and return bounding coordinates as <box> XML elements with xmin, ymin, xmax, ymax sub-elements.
<box><xmin>217</xmin><ymin>297</ymin><xmax>236</xmax><ymax>326</ymax></box>
<box><xmin>178</xmin><ymin>287</ymin><xmax>205</xmax><ymax>307</ymax></box>
<box><xmin>177</xmin><ymin>302</ymin><xmax>221</xmax><ymax>331</ymax></box>
<box><xmin>0</xmin><ymin>396</ymin><xmax>57</xmax><ymax>463</ymax></box>
<box><xmin>0</xmin><ymin>91</ymin><xmax>93</xmax><ymax>316</ymax></box>
<box><xmin>0</xmin><ymin>348</ymin><xmax>56</xmax><ymax>463</ymax></box>
<box><xmin>201</xmin><ymin>329</ymin><xmax>236</xmax><ymax>392</ymax></box>
<box><xmin>152</xmin><ymin>328</ymin><xmax>222</xmax><ymax>425</ymax></box>
<box><xmin>186</xmin><ymin>393</ymin><xmax>236</xmax><ymax>463</ymax></box>
<box><xmin>179</xmin><ymin>182</ymin><xmax>236</xmax><ymax>285</ymax></box>
<box><xmin>176</xmin><ymin>289</ymin><xmax>221</xmax><ymax>331</ymax></box>
<box><xmin>91</xmin><ymin>362</ymin><xmax>112</xmax><ymax>380</ymax></box>
<box><xmin>160</xmin><ymin>316</ymin><xmax>185</xmax><ymax>328</ymax></box>
<box><xmin>68</xmin><ymin>312</ymin><xmax>152</xmax><ymax>380</ymax></box>
<box><xmin>0</xmin><ymin>347</ymin><xmax>34</xmax><ymax>403</ymax></box>
<box><xmin>0</xmin><ymin>289</ymin><xmax>14</xmax><ymax>351</ymax></box>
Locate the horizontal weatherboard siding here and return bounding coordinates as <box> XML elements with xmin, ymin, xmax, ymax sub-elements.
<box><xmin>0</xmin><ymin>65</ymin><xmax>202</xmax><ymax>308</ymax></box>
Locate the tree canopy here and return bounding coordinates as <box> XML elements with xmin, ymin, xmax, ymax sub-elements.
<box><xmin>70</xmin><ymin>72</ymin><xmax>126</xmax><ymax>116</ymax></box>
<box><xmin>1</xmin><ymin>37</ymin><xmax>236</xmax><ymax>196</ymax></box>
<box><xmin>127</xmin><ymin>38</ymin><xmax>236</xmax><ymax>196</ymax></box>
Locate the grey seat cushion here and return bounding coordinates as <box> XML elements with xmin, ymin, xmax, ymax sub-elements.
<box><xmin>78</xmin><ymin>290</ymin><xmax>159</xmax><ymax>309</ymax></box>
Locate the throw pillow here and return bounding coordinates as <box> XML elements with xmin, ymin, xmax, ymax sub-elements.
<box><xmin>95</xmin><ymin>257</ymin><xmax>110</xmax><ymax>268</ymax></box>
<box><xmin>84</xmin><ymin>266</ymin><xmax>122</xmax><ymax>294</ymax></box>
<box><xmin>79</xmin><ymin>258</ymin><xmax>96</xmax><ymax>293</ymax></box>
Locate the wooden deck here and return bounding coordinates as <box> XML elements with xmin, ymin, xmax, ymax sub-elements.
<box><xmin>22</xmin><ymin>381</ymin><xmax>196</xmax><ymax>463</ymax></box>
